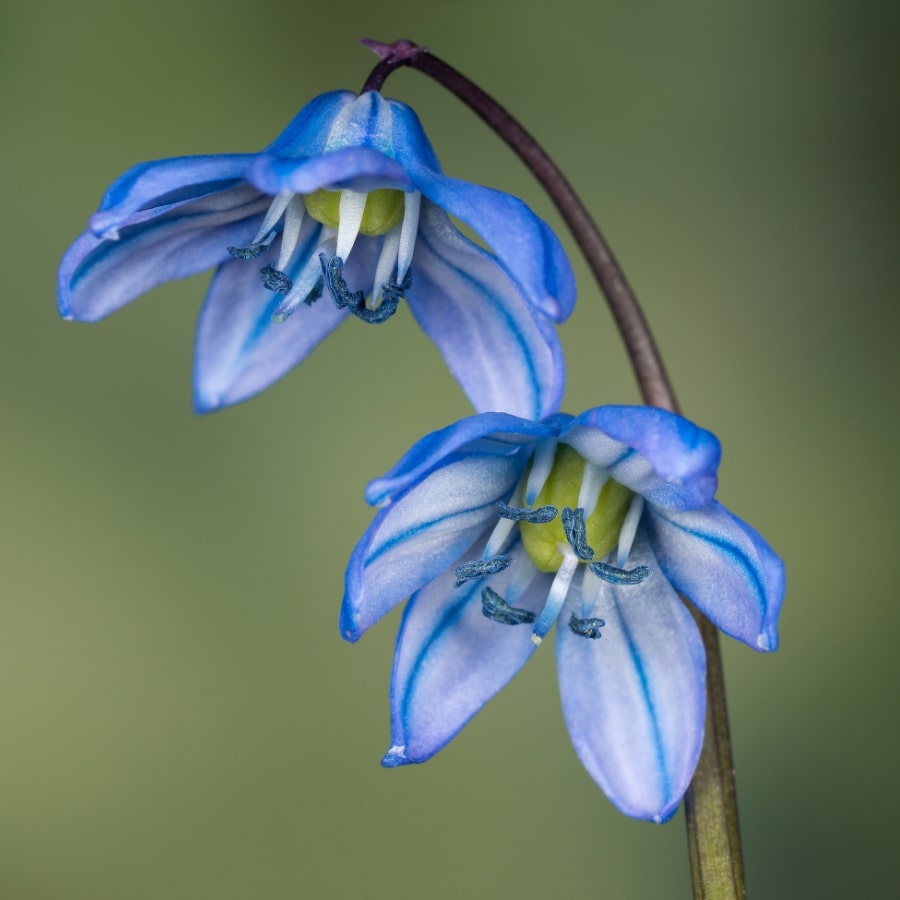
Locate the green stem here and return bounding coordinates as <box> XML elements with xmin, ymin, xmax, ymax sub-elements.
<box><xmin>361</xmin><ymin>38</ymin><xmax>746</xmax><ymax>898</ymax></box>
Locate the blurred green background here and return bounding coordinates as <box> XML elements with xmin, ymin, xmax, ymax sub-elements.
<box><xmin>2</xmin><ymin>0</ymin><xmax>897</xmax><ymax>897</ymax></box>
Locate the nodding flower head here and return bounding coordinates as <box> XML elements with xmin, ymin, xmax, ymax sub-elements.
<box><xmin>342</xmin><ymin>405</ymin><xmax>784</xmax><ymax>822</ymax></box>
<box><xmin>59</xmin><ymin>90</ymin><xmax>574</xmax><ymax>417</ymax></box>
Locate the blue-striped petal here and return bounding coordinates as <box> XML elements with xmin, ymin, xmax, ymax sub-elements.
<box><xmin>561</xmin><ymin>406</ymin><xmax>721</xmax><ymax>510</ymax></box>
<box><xmin>88</xmin><ymin>154</ymin><xmax>255</xmax><ymax>238</ymax></box>
<box><xmin>407</xmin><ymin>203</ymin><xmax>565</xmax><ymax>421</ymax></box>
<box><xmin>556</xmin><ymin>539</ymin><xmax>706</xmax><ymax>822</ymax></box>
<box><xmin>265</xmin><ymin>91</ymin><xmax>361</xmax><ymax>157</ymax></box>
<box><xmin>383</xmin><ymin>543</ymin><xmax>550</xmax><ymax>766</ymax></box>
<box><xmin>59</xmin><ymin>185</ymin><xmax>268</xmax><ymax>322</ymax></box>
<box><xmin>245</xmin><ymin>147</ymin><xmax>412</xmax><ymax>198</ymax></box>
<box><xmin>365</xmin><ymin>413</ymin><xmax>558</xmax><ymax>508</ymax></box>
<box><xmin>341</xmin><ymin>454</ymin><xmax>522</xmax><ymax>642</ymax></box>
<box><xmin>192</xmin><ymin>218</ymin><xmax>347</xmax><ymax>412</ymax></box>
<box><xmin>406</xmin><ymin>165</ymin><xmax>576</xmax><ymax>323</ymax></box>
<box><xmin>645</xmin><ymin>501</ymin><xmax>784</xmax><ymax>651</ymax></box>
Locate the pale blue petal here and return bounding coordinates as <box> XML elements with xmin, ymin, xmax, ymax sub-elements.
<box><xmin>193</xmin><ymin>219</ymin><xmax>347</xmax><ymax>412</ymax></box>
<box><xmin>645</xmin><ymin>501</ymin><xmax>785</xmax><ymax>651</ymax></box>
<box><xmin>383</xmin><ymin>543</ymin><xmax>551</xmax><ymax>765</ymax></box>
<box><xmin>561</xmin><ymin>406</ymin><xmax>721</xmax><ymax>510</ymax></box>
<box><xmin>406</xmin><ymin>167</ymin><xmax>576</xmax><ymax>323</ymax></box>
<box><xmin>59</xmin><ymin>185</ymin><xmax>268</xmax><ymax>322</ymax></box>
<box><xmin>408</xmin><ymin>203</ymin><xmax>565</xmax><ymax>421</ymax></box>
<box><xmin>341</xmin><ymin>455</ymin><xmax>522</xmax><ymax>642</ymax></box>
<box><xmin>246</xmin><ymin>147</ymin><xmax>412</xmax><ymax>197</ymax></box>
<box><xmin>364</xmin><ymin>414</ymin><xmax>559</xmax><ymax>508</ymax></box>
<box><xmin>384</xmin><ymin>97</ymin><xmax>442</xmax><ymax>172</ymax></box>
<box><xmin>89</xmin><ymin>154</ymin><xmax>254</xmax><ymax>238</ymax></box>
<box><xmin>556</xmin><ymin>539</ymin><xmax>706</xmax><ymax>822</ymax></box>
<box><xmin>265</xmin><ymin>90</ymin><xmax>360</xmax><ymax>156</ymax></box>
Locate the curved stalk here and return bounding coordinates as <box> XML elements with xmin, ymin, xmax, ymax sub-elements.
<box><xmin>361</xmin><ymin>38</ymin><xmax>746</xmax><ymax>899</ymax></box>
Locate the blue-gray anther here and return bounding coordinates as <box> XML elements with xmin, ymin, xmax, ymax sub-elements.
<box><xmin>454</xmin><ymin>555</ymin><xmax>512</xmax><ymax>588</ymax></box>
<box><xmin>481</xmin><ymin>587</ymin><xmax>536</xmax><ymax>626</ymax></box>
<box><xmin>260</xmin><ymin>265</ymin><xmax>293</xmax><ymax>294</ymax></box>
<box><xmin>227</xmin><ymin>234</ymin><xmax>275</xmax><ymax>260</ymax></box>
<box><xmin>496</xmin><ymin>502</ymin><xmax>558</xmax><ymax>524</ymax></box>
<box><xmin>319</xmin><ymin>254</ymin><xmax>409</xmax><ymax>324</ymax></box>
<box><xmin>304</xmin><ymin>280</ymin><xmax>323</xmax><ymax>307</ymax></box>
<box><xmin>589</xmin><ymin>561</ymin><xmax>651</xmax><ymax>585</ymax></box>
<box><xmin>319</xmin><ymin>253</ymin><xmax>364</xmax><ymax>310</ymax></box>
<box><xmin>568</xmin><ymin>613</ymin><xmax>605</xmax><ymax>639</ymax></box>
<box><xmin>561</xmin><ymin>506</ymin><xmax>594</xmax><ymax>560</ymax></box>
<box><xmin>351</xmin><ymin>292</ymin><xmax>400</xmax><ymax>324</ymax></box>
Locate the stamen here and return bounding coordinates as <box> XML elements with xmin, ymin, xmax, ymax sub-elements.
<box><xmin>370</xmin><ymin>227</ymin><xmax>401</xmax><ymax>309</ymax></box>
<box><xmin>319</xmin><ymin>254</ymin><xmax>407</xmax><ymax>324</ymax></box>
<box><xmin>335</xmin><ymin>190</ymin><xmax>367</xmax><ymax>260</ymax></box>
<box><xmin>577</xmin><ymin>463</ymin><xmax>607</xmax><ymax>518</ymax></box>
<box><xmin>320</xmin><ymin>254</ymin><xmax>365</xmax><ymax>310</ymax></box>
<box><xmin>454</xmin><ymin>555</ymin><xmax>512</xmax><ymax>588</ymax></box>
<box><xmin>227</xmin><ymin>232</ymin><xmax>275</xmax><ymax>260</ymax></box>
<box><xmin>497</xmin><ymin>502</ymin><xmax>558</xmax><ymax>524</ymax></box>
<box><xmin>253</xmin><ymin>192</ymin><xmax>293</xmax><ymax>243</ymax></box>
<box><xmin>352</xmin><ymin>269</ymin><xmax>409</xmax><ymax>324</ymax></box>
<box><xmin>260</xmin><ymin>265</ymin><xmax>292</xmax><ymax>294</ymax></box>
<box><xmin>525</xmin><ymin>438</ymin><xmax>558</xmax><ymax>506</ymax></box>
<box><xmin>397</xmin><ymin>191</ymin><xmax>421</xmax><ymax>281</ymax></box>
<box><xmin>568</xmin><ymin>613</ymin><xmax>606</xmax><ymax>639</ymax></box>
<box><xmin>589</xmin><ymin>561</ymin><xmax>651</xmax><ymax>585</ymax></box>
<box><xmin>616</xmin><ymin>495</ymin><xmax>645</xmax><ymax>568</ymax></box>
<box><xmin>532</xmin><ymin>549</ymin><xmax>579</xmax><ymax>645</ymax></box>
<box><xmin>481</xmin><ymin>587</ymin><xmax>536</xmax><ymax>626</ymax></box>
<box><xmin>303</xmin><ymin>281</ymin><xmax>323</xmax><ymax>306</ymax></box>
<box><xmin>561</xmin><ymin>507</ymin><xmax>594</xmax><ymax>560</ymax></box>
<box><xmin>274</xmin><ymin>195</ymin><xmax>307</xmax><ymax>272</ymax></box>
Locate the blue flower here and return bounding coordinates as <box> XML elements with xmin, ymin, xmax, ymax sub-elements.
<box><xmin>341</xmin><ymin>405</ymin><xmax>784</xmax><ymax>822</ymax></box>
<box><xmin>59</xmin><ymin>91</ymin><xmax>574</xmax><ymax>417</ymax></box>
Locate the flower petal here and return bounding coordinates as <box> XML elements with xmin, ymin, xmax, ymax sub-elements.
<box><xmin>556</xmin><ymin>540</ymin><xmax>706</xmax><ymax>822</ymax></box>
<box><xmin>364</xmin><ymin>413</ymin><xmax>561</xmax><ymax>508</ymax></box>
<box><xmin>265</xmin><ymin>90</ymin><xmax>360</xmax><ymax>156</ymax></box>
<box><xmin>407</xmin><ymin>204</ymin><xmax>565</xmax><ymax>421</ymax></box>
<box><xmin>645</xmin><ymin>501</ymin><xmax>785</xmax><ymax>651</ymax></box>
<box><xmin>88</xmin><ymin>154</ymin><xmax>255</xmax><ymax>238</ymax></box>
<box><xmin>382</xmin><ymin>543</ymin><xmax>550</xmax><ymax>765</ymax></box>
<box><xmin>405</xmin><ymin>167</ymin><xmax>576</xmax><ymax>323</ymax></box>
<box><xmin>246</xmin><ymin>147</ymin><xmax>412</xmax><ymax>197</ymax></box>
<box><xmin>193</xmin><ymin>219</ymin><xmax>348</xmax><ymax>412</ymax></box>
<box><xmin>341</xmin><ymin>455</ymin><xmax>523</xmax><ymax>641</ymax></box>
<box><xmin>59</xmin><ymin>185</ymin><xmax>269</xmax><ymax>322</ymax></box>
<box><xmin>561</xmin><ymin>406</ymin><xmax>721</xmax><ymax>510</ymax></box>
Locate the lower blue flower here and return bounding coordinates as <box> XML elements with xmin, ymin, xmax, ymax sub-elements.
<box><xmin>341</xmin><ymin>406</ymin><xmax>785</xmax><ymax>822</ymax></box>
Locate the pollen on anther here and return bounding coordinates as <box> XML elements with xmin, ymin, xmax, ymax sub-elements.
<box><xmin>454</xmin><ymin>555</ymin><xmax>512</xmax><ymax>587</ymax></box>
<box><xmin>569</xmin><ymin>613</ymin><xmax>605</xmax><ymax>639</ymax></box>
<box><xmin>260</xmin><ymin>265</ymin><xmax>292</xmax><ymax>294</ymax></box>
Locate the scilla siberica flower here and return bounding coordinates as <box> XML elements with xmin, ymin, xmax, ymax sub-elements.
<box><xmin>58</xmin><ymin>91</ymin><xmax>573</xmax><ymax>417</ymax></box>
<box><xmin>342</xmin><ymin>406</ymin><xmax>784</xmax><ymax>822</ymax></box>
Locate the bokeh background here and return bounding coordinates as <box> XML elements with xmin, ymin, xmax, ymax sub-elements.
<box><xmin>2</xmin><ymin>0</ymin><xmax>897</xmax><ymax>897</ymax></box>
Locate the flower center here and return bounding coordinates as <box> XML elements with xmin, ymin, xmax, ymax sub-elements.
<box><xmin>304</xmin><ymin>188</ymin><xmax>405</xmax><ymax>236</ymax></box>
<box><xmin>520</xmin><ymin>445</ymin><xmax>633</xmax><ymax>573</ymax></box>
<box><xmin>226</xmin><ymin>187</ymin><xmax>421</xmax><ymax>324</ymax></box>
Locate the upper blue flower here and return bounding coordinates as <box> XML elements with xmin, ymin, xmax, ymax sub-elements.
<box><xmin>59</xmin><ymin>90</ymin><xmax>574</xmax><ymax>417</ymax></box>
<box><xmin>341</xmin><ymin>405</ymin><xmax>784</xmax><ymax>822</ymax></box>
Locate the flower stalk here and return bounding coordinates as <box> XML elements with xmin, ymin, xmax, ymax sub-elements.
<box><xmin>362</xmin><ymin>38</ymin><xmax>747</xmax><ymax>898</ymax></box>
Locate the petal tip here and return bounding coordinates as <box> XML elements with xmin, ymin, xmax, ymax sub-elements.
<box><xmin>381</xmin><ymin>745</ymin><xmax>412</xmax><ymax>768</ymax></box>
<box><xmin>756</xmin><ymin>628</ymin><xmax>778</xmax><ymax>652</ymax></box>
<box><xmin>338</xmin><ymin>604</ymin><xmax>362</xmax><ymax>643</ymax></box>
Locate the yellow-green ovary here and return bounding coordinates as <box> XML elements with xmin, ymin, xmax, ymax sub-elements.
<box><xmin>520</xmin><ymin>445</ymin><xmax>633</xmax><ymax>573</ymax></box>
<box><xmin>304</xmin><ymin>189</ymin><xmax>405</xmax><ymax>237</ymax></box>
